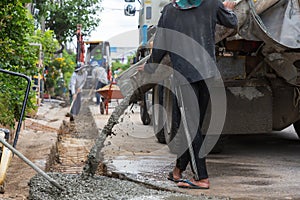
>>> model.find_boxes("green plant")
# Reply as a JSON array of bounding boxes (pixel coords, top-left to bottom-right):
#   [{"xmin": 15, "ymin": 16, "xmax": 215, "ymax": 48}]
[
  {"xmin": 61, "ymin": 50, "xmax": 76, "ymax": 87},
  {"xmin": 111, "ymin": 55, "xmax": 136, "ymax": 75},
  {"xmin": 45, "ymin": 52, "xmax": 75, "ymax": 96},
  {"xmin": 0, "ymin": 2, "xmax": 38, "ymax": 128},
  {"xmin": 30, "ymin": 30, "xmax": 59, "ymax": 68}
]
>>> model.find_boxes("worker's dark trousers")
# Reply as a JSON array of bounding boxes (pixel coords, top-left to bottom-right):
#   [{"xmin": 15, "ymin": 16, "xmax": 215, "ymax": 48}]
[
  {"xmin": 70, "ymin": 92, "xmax": 82, "ymax": 116},
  {"xmin": 95, "ymin": 81, "xmax": 106, "ymax": 105},
  {"xmin": 175, "ymin": 80, "xmax": 210, "ymax": 180}
]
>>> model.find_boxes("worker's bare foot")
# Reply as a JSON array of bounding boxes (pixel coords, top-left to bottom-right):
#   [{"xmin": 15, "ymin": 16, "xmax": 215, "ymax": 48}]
[
  {"xmin": 168, "ymin": 167, "xmax": 183, "ymax": 182},
  {"xmin": 177, "ymin": 178, "xmax": 209, "ymax": 189},
  {"xmin": 172, "ymin": 167, "xmax": 182, "ymax": 180}
]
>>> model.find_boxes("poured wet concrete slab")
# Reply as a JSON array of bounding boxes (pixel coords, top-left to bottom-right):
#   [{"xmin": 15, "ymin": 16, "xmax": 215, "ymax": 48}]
[{"xmin": 29, "ymin": 173, "xmax": 209, "ymax": 200}]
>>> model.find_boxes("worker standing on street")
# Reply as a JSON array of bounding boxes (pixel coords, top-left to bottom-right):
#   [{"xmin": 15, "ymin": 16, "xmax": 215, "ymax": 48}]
[
  {"xmin": 69, "ymin": 62, "xmax": 87, "ymax": 121},
  {"xmin": 91, "ymin": 48, "xmax": 106, "ymax": 67},
  {"xmin": 91, "ymin": 61, "xmax": 108, "ymax": 114},
  {"xmin": 139, "ymin": 0, "xmax": 237, "ymax": 189}
]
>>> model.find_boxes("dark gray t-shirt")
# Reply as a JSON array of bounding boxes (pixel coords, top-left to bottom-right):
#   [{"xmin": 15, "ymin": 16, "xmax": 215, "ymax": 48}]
[{"xmin": 145, "ymin": 0, "xmax": 238, "ymax": 84}]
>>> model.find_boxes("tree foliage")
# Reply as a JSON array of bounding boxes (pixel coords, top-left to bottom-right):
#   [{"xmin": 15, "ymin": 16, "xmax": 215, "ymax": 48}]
[
  {"xmin": 0, "ymin": 0, "xmax": 104, "ymax": 128},
  {"xmin": 30, "ymin": 30, "xmax": 59, "ymax": 68},
  {"xmin": 45, "ymin": 51, "xmax": 75, "ymax": 96},
  {"xmin": 112, "ymin": 55, "xmax": 136, "ymax": 72},
  {"xmin": 35, "ymin": 0, "xmax": 103, "ymax": 52},
  {"xmin": 0, "ymin": 2, "xmax": 38, "ymax": 128}
]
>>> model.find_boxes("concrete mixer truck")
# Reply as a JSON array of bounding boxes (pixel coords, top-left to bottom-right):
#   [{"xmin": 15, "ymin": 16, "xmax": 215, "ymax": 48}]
[{"xmin": 120, "ymin": 0, "xmax": 300, "ymax": 152}]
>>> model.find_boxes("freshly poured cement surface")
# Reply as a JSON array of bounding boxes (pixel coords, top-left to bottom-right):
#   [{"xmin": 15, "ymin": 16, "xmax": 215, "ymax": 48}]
[{"xmin": 29, "ymin": 173, "xmax": 221, "ymax": 200}]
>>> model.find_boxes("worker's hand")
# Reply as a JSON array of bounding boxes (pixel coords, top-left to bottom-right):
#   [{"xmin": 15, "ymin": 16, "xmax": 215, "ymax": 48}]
[
  {"xmin": 76, "ymin": 88, "xmax": 81, "ymax": 93},
  {"xmin": 223, "ymin": 1, "xmax": 236, "ymax": 10},
  {"xmin": 137, "ymin": 63, "xmax": 145, "ymax": 71}
]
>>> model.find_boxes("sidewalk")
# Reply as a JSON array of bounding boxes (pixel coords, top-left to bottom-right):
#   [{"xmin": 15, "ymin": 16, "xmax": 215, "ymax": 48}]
[{"xmin": 0, "ymin": 101, "xmax": 68, "ymax": 200}]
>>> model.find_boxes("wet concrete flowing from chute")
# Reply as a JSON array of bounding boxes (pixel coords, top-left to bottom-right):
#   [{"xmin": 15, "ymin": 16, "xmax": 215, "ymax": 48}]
[{"xmin": 82, "ymin": 94, "xmax": 132, "ymax": 178}]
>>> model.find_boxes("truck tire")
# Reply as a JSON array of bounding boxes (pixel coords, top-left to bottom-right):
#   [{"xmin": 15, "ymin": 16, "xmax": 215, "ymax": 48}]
[
  {"xmin": 140, "ymin": 94, "xmax": 151, "ymax": 125},
  {"xmin": 203, "ymin": 135, "xmax": 227, "ymax": 154},
  {"xmin": 163, "ymin": 87, "xmax": 181, "ymax": 154},
  {"xmin": 162, "ymin": 88, "xmax": 225, "ymax": 154},
  {"xmin": 153, "ymin": 85, "xmax": 166, "ymax": 143},
  {"xmin": 293, "ymin": 120, "xmax": 300, "ymax": 139}
]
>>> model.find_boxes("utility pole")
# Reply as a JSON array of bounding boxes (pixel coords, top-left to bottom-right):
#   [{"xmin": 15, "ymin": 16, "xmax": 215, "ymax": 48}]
[{"xmin": 76, "ymin": 24, "xmax": 85, "ymax": 64}]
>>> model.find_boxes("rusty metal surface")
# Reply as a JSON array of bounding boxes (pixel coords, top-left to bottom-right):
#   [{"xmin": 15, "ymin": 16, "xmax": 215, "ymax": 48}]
[
  {"xmin": 217, "ymin": 56, "xmax": 246, "ymax": 80},
  {"xmin": 264, "ymin": 53, "xmax": 299, "ymax": 85}
]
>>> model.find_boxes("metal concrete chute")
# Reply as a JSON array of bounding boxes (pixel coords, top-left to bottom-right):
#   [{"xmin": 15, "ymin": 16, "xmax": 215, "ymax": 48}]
[
  {"xmin": 236, "ymin": 0, "xmax": 300, "ymax": 85},
  {"xmin": 238, "ymin": 0, "xmax": 300, "ymax": 50},
  {"xmin": 215, "ymin": 0, "xmax": 282, "ymax": 43},
  {"xmin": 261, "ymin": 0, "xmax": 300, "ymax": 49}
]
